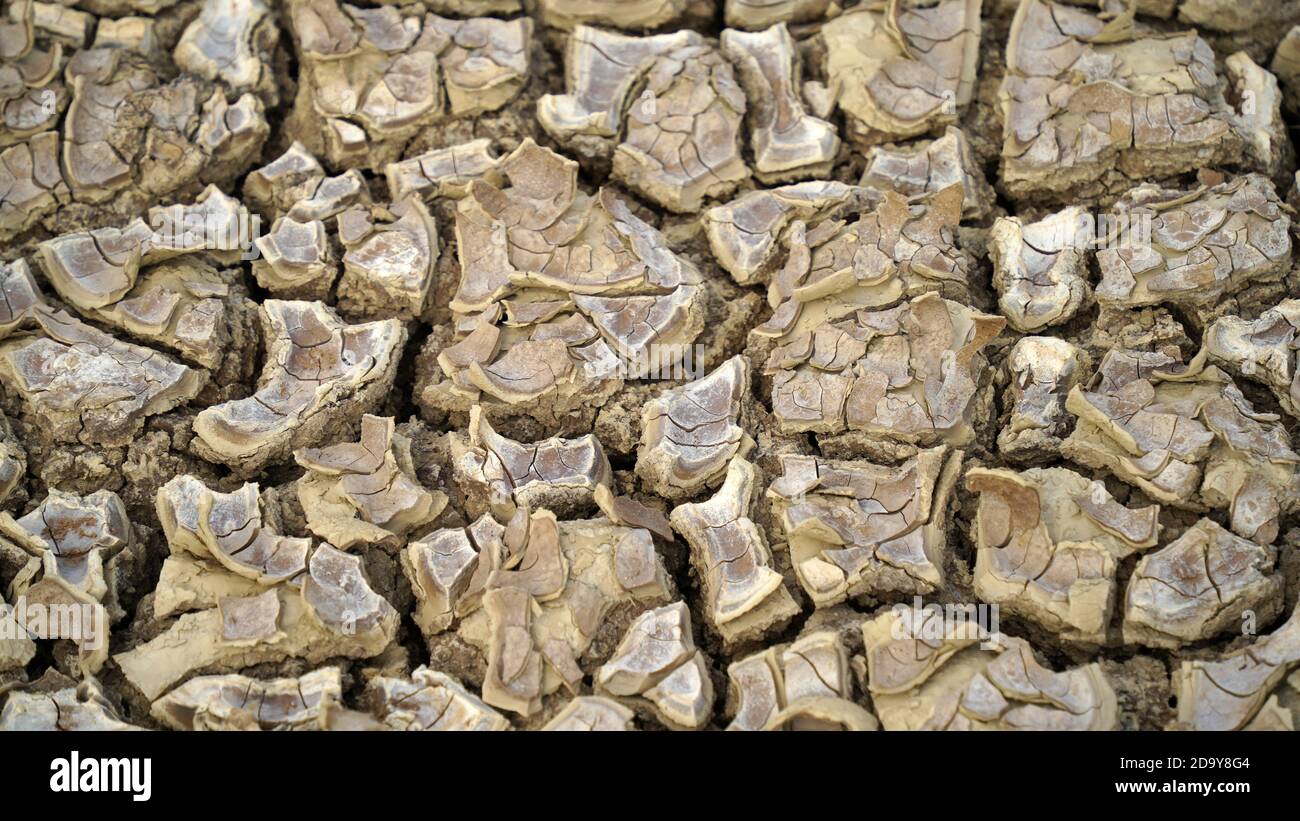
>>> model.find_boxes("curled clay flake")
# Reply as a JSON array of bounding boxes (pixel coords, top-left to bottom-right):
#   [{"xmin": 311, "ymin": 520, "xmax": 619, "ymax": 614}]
[
  {"xmin": 431, "ymin": 141, "xmax": 708, "ymax": 423},
  {"xmin": 965, "ymin": 467, "xmax": 1159, "ymax": 644},
  {"xmin": 636, "ymin": 356, "xmax": 754, "ymax": 501},
  {"xmin": 990, "ymin": 207, "xmax": 1093, "ymax": 332},
  {"xmin": 754, "ymin": 186, "xmax": 971, "ymax": 342},
  {"xmin": 538, "ymin": 27, "xmax": 700, "ymax": 146},
  {"xmin": 193, "ymin": 300, "xmax": 406, "ymax": 474},
  {"xmin": 1062, "ymin": 348, "xmax": 1300, "ymax": 545},
  {"xmin": 295, "ymin": 414, "xmax": 446, "ymax": 549},
  {"xmin": 862, "ymin": 609, "xmax": 1118, "ymax": 730},
  {"xmin": 174, "ymin": 0, "xmax": 276, "ymax": 97},
  {"xmin": 768, "ymin": 292, "xmax": 1004, "ymax": 443},
  {"xmin": 408, "ymin": 516, "xmax": 671, "ymax": 713},
  {"xmin": 452, "ymin": 406, "xmax": 612, "ymax": 519},
  {"xmin": 1173, "ymin": 606, "xmax": 1300, "ymax": 731},
  {"xmin": 610, "ymin": 42, "xmax": 750, "ymax": 212},
  {"xmin": 1124, "ymin": 518, "xmax": 1282, "ymax": 649},
  {"xmin": 821, "ymin": 1, "xmax": 981, "ymax": 146},
  {"xmin": 543, "ymin": 696, "xmax": 636, "ymax": 730},
  {"xmin": 595, "ymin": 601, "xmax": 713, "ymax": 729},
  {"xmin": 288, "ymin": 1, "xmax": 529, "ymax": 168},
  {"xmin": 669, "ymin": 459, "xmax": 798, "ymax": 645},
  {"xmin": 702, "ymin": 181, "xmax": 865, "ymax": 287},
  {"xmin": 721, "ymin": 24, "xmax": 840, "ymax": 184},
  {"xmin": 0, "ymin": 260, "xmax": 205, "ymax": 448},
  {"xmin": 302, "ymin": 543, "xmax": 400, "ymax": 637},
  {"xmin": 157, "ymin": 475, "xmax": 310, "ymax": 585},
  {"xmin": 1000, "ymin": 0, "xmax": 1243, "ymax": 204},
  {"xmin": 369, "ymin": 666, "xmax": 509, "ymax": 731},
  {"xmin": 252, "ymin": 216, "xmax": 337, "ymax": 299},
  {"xmin": 338, "ymin": 197, "xmax": 439, "ymax": 320},
  {"xmin": 1094, "ymin": 175, "xmax": 1291, "ymax": 319},
  {"xmin": 0, "ymin": 132, "xmax": 68, "ymax": 241},
  {"xmin": 0, "ymin": 488, "xmax": 131, "ymax": 603},
  {"xmin": 860, "ymin": 127, "xmax": 993, "ymax": 220},
  {"xmin": 997, "ymin": 336, "xmax": 1087, "ymax": 463},
  {"xmin": 0, "ymin": 1, "xmax": 65, "ymax": 147},
  {"xmin": 151, "ymin": 667, "xmax": 342, "ymax": 731},
  {"xmin": 0, "ymin": 678, "xmax": 143, "ymax": 731},
  {"xmin": 385, "ymin": 138, "xmax": 503, "ymax": 202},
  {"xmin": 1202, "ymin": 299, "xmax": 1300, "ymax": 418},
  {"xmin": 767, "ymin": 446, "xmax": 963, "ymax": 607},
  {"xmin": 727, "ymin": 630, "xmax": 876, "ymax": 731}
]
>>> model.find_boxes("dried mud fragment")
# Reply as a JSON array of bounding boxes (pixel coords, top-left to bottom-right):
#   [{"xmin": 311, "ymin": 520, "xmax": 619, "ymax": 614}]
[
  {"xmin": 452, "ymin": 406, "xmax": 612, "ymax": 519},
  {"xmin": 1095, "ymin": 175, "xmax": 1291, "ymax": 323},
  {"xmin": 368, "ymin": 666, "xmax": 509, "ymax": 731},
  {"xmin": 595, "ymin": 601, "xmax": 713, "ymax": 729},
  {"xmin": 243, "ymin": 141, "xmax": 324, "ymax": 221},
  {"xmin": 0, "ymin": 1, "xmax": 65, "ymax": 149},
  {"xmin": 669, "ymin": 459, "xmax": 799, "ymax": 647},
  {"xmin": 610, "ymin": 41, "xmax": 749, "ymax": 212},
  {"xmin": 427, "ymin": 141, "xmax": 707, "ymax": 427},
  {"xmin": 0, "ymin": 131, "xmax": 67, "ymax": 240},
  {"xmin": 1202, "ymin": 299, "xmax": 1300, "ymax": 418},
  {"xmin": 1271, "ymin": 26, "xmax": 1300, "ymax": 111},
  {"xmin": 295, "ymin": 415, "xmax": 446, "ymax": 550},
  {"xmin": 721, "ymin": 24, "xmax": 839, "ymax": 184},
  {"xmin": 542, "ymin": 695, "xmax": 636, "ymax": 730},
  {"xmin": 1173, "ymin": 605, "xmax": 1300, "ymax": 730},
  {"xmin": 990, "ymin": 207, "xmax": 1092, "ymax": 332},
  {"xmin": 767, "ymin": 446, "xmax": 963, "ymax": 607},
  {"xmin": 703, "ymin": 181, "xmax": 867, "ymax": 287},
  {"xmin": 117, "ymin": 541, "xmax": 398, "ymax": 702},
  {"xmin": 287, "ymin": 0, "xmax": 530, "ymax": 169},
  {"xmin": 338, "ymin": 197, "xmax": 439, "ymax": 320},
  {"xmin": 0, "ymin": 677, "xmax": 143, "ymax": 730},
  {"xmin": 997, "ymin": 336, "xmax": 1087, "ymax": 463},
  {"xmin": 193, "ymin": 300, "xmax": 406, "ymax": 475},
  {"xmin": 860, "ymin": 127, "xmax": 993, "ymax": 220},
  {"xmin": 174, "ymin": 0, "xmax": 280, "ymax": 103},
  {"xmin": 385, "ymin": 138, "xmax": 502, "ymax": 202},
  {"xmin": 727, "ymin": 630, "xmax": 876, "ymax": 731},
  {"xmin": 253, "ymin": 217, "xmax": 338, "ymax": 300},
  {"xmin": 540, "ymin": 0, "xmax": 688, "ymax": 31},
  {"xmin": 61, "ymin": 46, "xmax": 267, "ymax": 210},
  {"xmin": 538, "ymin": 27, "xmax": 698, "ymax": 153},
  {"xmin": 1225, "ymin": 52, "xmax": 1293, "ymax": 181},
  {"xmin": 754, "ymin": 187, "xmax": 973, "ymax": 344},
  {"xmin": 157, "ymin": 475, "xmax": 310, "ymax": 584},
  {"xmin": 151, "ymin": 667, "xmax": 342, "ymax": 730},
  {"xmin": 0, "ymin": 260, "xmax": 204, "ymax": 448},
  {"xmin": 966, "ymin": 467, "xmax": 1159, "ymax": 643},
  {"xmin": 37, "ymin": 188, "xmax": 258, "ymax": 374},
  {"xmin": 862, "ymin": 607, "xmax": 1118, "ymax": 730},
  {"xmin": 0, "ymin": 489, "xmax": 132, "ymax": 617},
  {"xmin": 1000, "ymin": 0, "xmax": 1244, "ymax": 205},
  {"xmin": 1124, "ymin": 519, "xmax": 1282, "ymax": 649},
  {"xmin": 724, "ymin": 0, "xmax": 831, "ymax": 30},
  {"xmin": 636, "ymin": 356, "xmax": 753, "ymax": 501},
  {"xmin": 1062, "ymin": 348, "xmax": 1300, "ymax": 545},
  {"xmin": 820, "ymin": 1, "xmax": 980, "ymax": 146},
  {"xmin": 405, "ymin": 513, "xmax": 671, "ymax": 715},
  {"xmin": 767, "ymin": 292, "xmax": 1003, "ymax": 446}
]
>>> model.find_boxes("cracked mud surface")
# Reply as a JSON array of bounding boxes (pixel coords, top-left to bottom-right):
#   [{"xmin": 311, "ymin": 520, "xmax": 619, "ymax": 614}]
[{"xmin": 3, "ymin": 0, "xmax": 1300, "ymax": 732}]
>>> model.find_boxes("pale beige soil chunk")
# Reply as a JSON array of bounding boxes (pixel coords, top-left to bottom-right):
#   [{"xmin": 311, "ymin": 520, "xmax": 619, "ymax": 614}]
[
  {"xmin": 997, "ymin": 336, "xmax": 1088, "ymax": 464},
  {"xmin": 594, "ymin": 601, "xmax": 713, "ymax": 729},
  {"xmin": 726, "ymin": 629, "xmax": 877, "ymax": 731},
  {"xmin": 1202, "ymin": 299, "xmax": 1300, "ymax": 419},
  {"xmin": 151, "ymin": 667, "xmax": 342, "ymax": 730},
  {"xmin": 368, "ymin": 665, "xmax": 509, "ymax": 731},
  {"xmin": 767, "ymin": 446, "xmax": 963, "ymax": 607}
]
